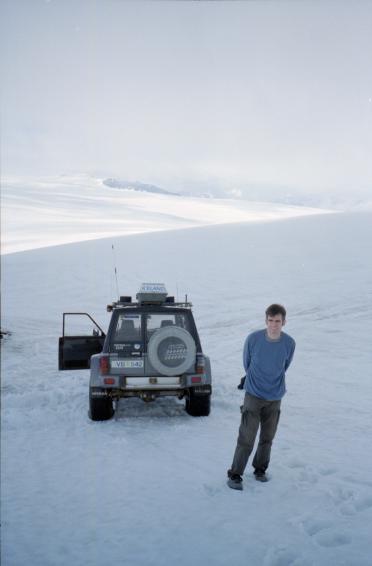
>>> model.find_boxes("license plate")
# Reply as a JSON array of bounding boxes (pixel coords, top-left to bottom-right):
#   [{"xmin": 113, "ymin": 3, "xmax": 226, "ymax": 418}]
[{"xmin": 111, "ymin": 359, "xmax": 144, "ymax": 369}]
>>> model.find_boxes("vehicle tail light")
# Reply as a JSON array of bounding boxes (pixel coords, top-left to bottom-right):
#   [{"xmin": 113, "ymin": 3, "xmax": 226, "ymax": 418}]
[
  {"xmin": 104, "ymin": 377, "xmax": 115, "ymax": 385},
  {"xmin": 191, "ymin": 376, "xmax": 202, "ymax": 384},
  {"xmin": 196, "ymin": 353, "xmax": 205, "ymax": 374},
  {"xmin": 100, "ymin": 356, "xmax": 110, "ymax": 374}
]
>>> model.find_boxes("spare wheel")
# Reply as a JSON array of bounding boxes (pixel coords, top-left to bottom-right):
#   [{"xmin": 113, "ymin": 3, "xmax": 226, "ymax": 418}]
[{"xmin": 147, "ymin": 326, "xmax": 196, "ymax": 376}]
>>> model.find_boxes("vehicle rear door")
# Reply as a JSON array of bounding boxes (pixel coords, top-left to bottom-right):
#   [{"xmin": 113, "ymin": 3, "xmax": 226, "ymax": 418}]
[{"xmin": 107, "ymin": 310, "xmax": 145, "ymax": 375}]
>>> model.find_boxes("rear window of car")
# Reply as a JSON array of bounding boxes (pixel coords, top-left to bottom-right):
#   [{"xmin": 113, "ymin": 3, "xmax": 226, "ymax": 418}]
[
  {"xmin": 108, "ymin": 310, "xmax": 198, "ymax": 352},
  {"xmin": 113, "ymin": 313, "xmax": 141, "ymax": 342},
  {"xmin": 145, "ymin": 312, "xmax": 193, "ymax": 336}
]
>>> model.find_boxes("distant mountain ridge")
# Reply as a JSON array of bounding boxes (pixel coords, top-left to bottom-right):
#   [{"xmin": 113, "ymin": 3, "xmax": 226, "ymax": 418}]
[
  {"xmin": 101, "ymin": 176, "xmax": 369, "ymax": 210},
  {"xmin": 103, "ymin": 178, "xmax": 180, "ymax": 196}
]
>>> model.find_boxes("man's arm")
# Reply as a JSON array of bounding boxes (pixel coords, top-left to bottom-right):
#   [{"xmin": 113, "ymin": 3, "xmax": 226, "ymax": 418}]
[
  {"xmin": 284, "ymin": 339, "xmax": 296, "ymax": 371},
  {"xmin": 243, "ymin": 335, "xmax": 251, "ymax": 374}
]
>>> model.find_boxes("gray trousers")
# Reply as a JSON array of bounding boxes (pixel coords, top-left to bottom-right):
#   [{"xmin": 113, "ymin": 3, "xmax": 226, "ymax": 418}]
[{"xmin": 230, "ymin": 393, "xmax": 281, "ymax": 475}]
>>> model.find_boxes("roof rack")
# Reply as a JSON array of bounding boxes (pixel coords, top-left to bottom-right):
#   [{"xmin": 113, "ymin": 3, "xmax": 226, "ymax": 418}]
[
  {"xmin": 107, "ymin": 300, "xmax": 192, "ymax": 312},
  {"xmin": 106, "ymin": 283, "xmax": 192, "ymax": 312}
]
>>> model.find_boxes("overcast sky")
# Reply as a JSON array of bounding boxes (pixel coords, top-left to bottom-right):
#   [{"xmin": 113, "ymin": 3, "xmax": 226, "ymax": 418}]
[{"xmin": 1, "ymin": 0, "xmax": 372, "ymax": 195}]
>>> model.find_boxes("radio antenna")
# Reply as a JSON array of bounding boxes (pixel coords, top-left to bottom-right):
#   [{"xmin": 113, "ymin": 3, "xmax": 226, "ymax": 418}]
[{"xmin": 111, "ymin": 244, "xmax": 120, "ymax": 299}]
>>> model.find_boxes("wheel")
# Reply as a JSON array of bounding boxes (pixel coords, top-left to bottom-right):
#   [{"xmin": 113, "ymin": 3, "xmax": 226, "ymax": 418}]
[
  {"xmin": 147, "ymin": 326, "xmax": 196, "ymax": 376},
  {"xmin": 185, "ymin": 391, "xmax": 211, "ymax": 417},
  {"xmin": 89, "ymin": 389, "xmax": 114, "ymax": 421}
]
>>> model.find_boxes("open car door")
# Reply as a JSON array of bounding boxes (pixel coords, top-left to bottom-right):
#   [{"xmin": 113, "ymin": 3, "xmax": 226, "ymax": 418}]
[{"xmin": 59, "ymin": 313, "xmax": 106, "ymax": 370}]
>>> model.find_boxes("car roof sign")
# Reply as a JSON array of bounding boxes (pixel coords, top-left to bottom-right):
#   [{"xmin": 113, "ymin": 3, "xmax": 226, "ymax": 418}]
[{"xmin": 136, "ymin": 283, "xmax": 168, "ymax": 304}]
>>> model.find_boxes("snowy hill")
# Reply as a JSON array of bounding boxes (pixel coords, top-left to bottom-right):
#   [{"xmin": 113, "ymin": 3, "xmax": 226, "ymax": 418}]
[
  {"xmin": 1, "ymin": 175, "xmax": 333, "ymax": 255},
  {"xmin": 1, "ymin": 186, "xmax": 372, "ymax": 566}
]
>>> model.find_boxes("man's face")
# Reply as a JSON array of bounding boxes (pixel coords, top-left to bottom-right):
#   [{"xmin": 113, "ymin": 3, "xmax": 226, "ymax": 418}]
[{"xmin": 266, "ymin": 314, "xmax": 285, "ymax": 338}]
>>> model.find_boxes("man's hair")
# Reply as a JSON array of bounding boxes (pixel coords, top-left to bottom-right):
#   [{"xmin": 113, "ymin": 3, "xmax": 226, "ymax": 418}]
[{"xmin": 265, "ymin": 304, "xmax": 287, "ymax": 320}]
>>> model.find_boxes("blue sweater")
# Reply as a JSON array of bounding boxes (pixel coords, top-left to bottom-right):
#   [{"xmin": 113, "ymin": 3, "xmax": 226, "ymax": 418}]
[{"xmin": 243, "ymin": 329, "xmax": 296, "ymax": 400}]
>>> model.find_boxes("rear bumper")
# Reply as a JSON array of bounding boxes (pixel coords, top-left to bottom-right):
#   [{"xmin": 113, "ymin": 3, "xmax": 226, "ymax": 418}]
[
  {"xmin": 90, "ymin": 372, "xmax": 211, "ymax": 389},
  {"xmin": 90, "ymin": 383, "xmax": 211, "ymax": 400}
]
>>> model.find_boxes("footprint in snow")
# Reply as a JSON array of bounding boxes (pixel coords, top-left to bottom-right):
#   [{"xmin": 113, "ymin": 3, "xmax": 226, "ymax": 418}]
[
  {"xmin": 318, "ymin": 466, "xmax": 337, "ymax": 476},
  {"xmin": 203, "ymin": 483, "xmax": 224, "ymax": 496},
  {"xmin": 302, "ymin": 518, "xmax": 333, "ymax": 537},
  {"xmin": 343, "ymin": 475, "xmax": 372, "ymax": 488},
  {"xmin": 314, "ymin": 530, "xmax": 351, "ymax": 548},
  {"xmin": 340, "ymin": 494, "xmax": 372, "ymax": 516},
  {"xmin": 287, "ymin": 458, "xmax": 306, "ymax": 469},
  {"xmin": 299, "ymin": 515, "xmax": 351, "ymax": 548},
  {"xmin": 296, "ymin": 468, "xmax": 318, "ymax": 485},
  {"xmin": 286, "ymin": 459, "xmax": 318, "ymax": 485},
  {"xmin": 263, "ymin": 545, "xmax": 312, "ymax": 566},
  {"xmin": 354, "ymin": 495, "xmax": 372, "ymax": 512}
]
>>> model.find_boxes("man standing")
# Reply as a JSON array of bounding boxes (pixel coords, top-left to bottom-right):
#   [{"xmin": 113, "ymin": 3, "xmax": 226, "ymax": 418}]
[{"xmin": 227, "ymin": 304, "xmax": 296, "ymax": 490}]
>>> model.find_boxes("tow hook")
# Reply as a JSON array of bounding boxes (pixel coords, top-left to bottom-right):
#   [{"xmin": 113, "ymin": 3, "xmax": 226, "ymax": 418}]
[{"xmin": 140, "ymin": 392, "xmax": 156, "ymax": 403}]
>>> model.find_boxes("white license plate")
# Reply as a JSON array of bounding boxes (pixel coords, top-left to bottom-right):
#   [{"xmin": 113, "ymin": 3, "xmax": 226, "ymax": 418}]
[{"xmin": 111, "ymin": 359, "xmax": 144, "ymax": 369}]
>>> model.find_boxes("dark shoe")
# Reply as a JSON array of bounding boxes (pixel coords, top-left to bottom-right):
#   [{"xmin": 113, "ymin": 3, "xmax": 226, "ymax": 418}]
[
  {"xmin": 227, "ymin": 469, "xmax": 243, "ymax": 490},
  {"xmin": 254, "ymin": 469, "xmax": 268, "ymax": 482}
]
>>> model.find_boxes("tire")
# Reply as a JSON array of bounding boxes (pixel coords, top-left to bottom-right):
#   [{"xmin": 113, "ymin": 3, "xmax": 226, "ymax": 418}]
[
  {"xmin": 185, "ymin": 391, "xmax": 211, "ymax": 417},
  {"xmin": 148, "ymin": 326, "xmax": 196, "ymax": 377},
  {"xmin": 89, "ymin": 389, "xmax": 114, "ymax": 421}
]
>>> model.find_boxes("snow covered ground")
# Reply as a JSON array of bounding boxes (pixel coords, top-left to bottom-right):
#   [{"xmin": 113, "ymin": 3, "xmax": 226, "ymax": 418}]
[{"xmin": 1, "ymin": 179, "xmax": 372, "ymax": 566}]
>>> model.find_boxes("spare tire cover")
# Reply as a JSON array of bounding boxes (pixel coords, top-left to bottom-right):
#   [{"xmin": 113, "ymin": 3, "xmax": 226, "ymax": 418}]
[{"xmin": 147, "ymin": 326, "xmax": 196, "ymax": 376}]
